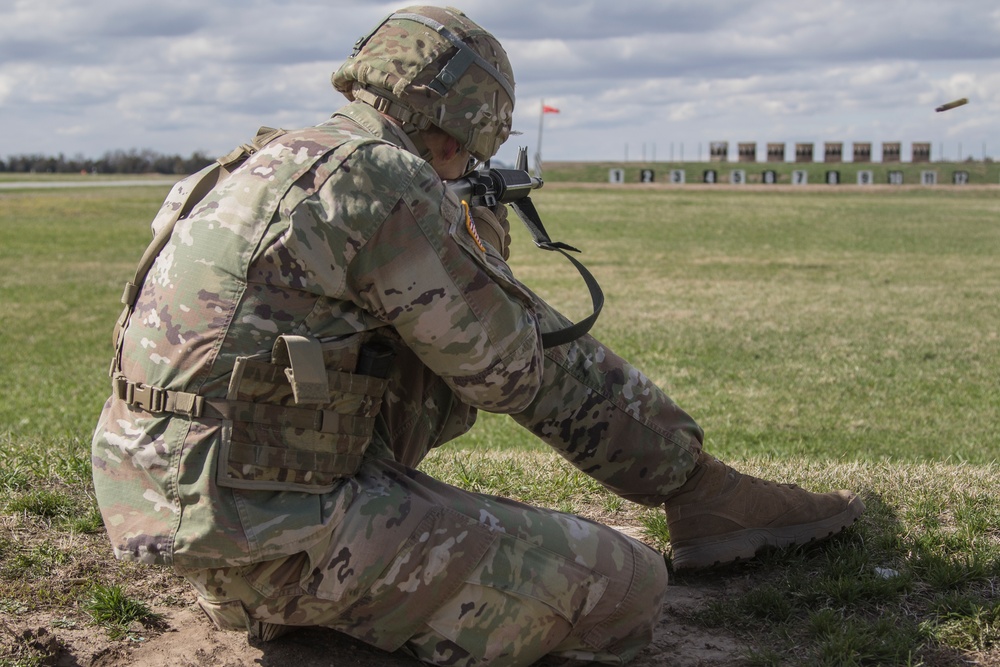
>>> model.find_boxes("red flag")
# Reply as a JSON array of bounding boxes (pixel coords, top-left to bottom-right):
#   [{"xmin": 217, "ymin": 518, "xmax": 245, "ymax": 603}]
[{"xmin": 542, "ymin": 105, "xmax": 560, "ymax": 114}]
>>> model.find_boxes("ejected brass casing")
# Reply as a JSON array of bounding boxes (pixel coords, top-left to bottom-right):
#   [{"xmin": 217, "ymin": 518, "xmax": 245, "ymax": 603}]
[{"xmin": 935, "ymin": 98, "xmax": 969, "ymax": 112}]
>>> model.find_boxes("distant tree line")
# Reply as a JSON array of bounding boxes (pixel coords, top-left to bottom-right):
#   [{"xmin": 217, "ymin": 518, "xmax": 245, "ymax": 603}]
[{"xmin": 0, "ymin": 149, "xmax": 215, "ymax": 175}]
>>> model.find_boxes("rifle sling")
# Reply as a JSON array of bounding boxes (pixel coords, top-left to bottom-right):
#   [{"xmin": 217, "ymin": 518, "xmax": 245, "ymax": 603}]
[{"xmin": 510, "ymin": 197, "xmax": 605, "ymax": 348}]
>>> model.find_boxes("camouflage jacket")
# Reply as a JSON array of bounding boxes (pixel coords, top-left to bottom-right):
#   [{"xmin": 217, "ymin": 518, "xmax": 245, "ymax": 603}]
[{"xmin": 92, "ymin": 102, "xmax": 544, "ymax": 568}]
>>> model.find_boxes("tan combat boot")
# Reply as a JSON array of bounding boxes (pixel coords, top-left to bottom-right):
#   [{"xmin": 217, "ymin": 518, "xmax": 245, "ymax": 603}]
[{"xmin": 665, "ymin": 453, "xmax": 864, "ymax": 570}]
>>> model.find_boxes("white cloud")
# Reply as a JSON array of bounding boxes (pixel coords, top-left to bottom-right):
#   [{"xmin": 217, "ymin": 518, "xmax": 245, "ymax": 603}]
[
  {"xmin": 55, "ymin": 124, "xmax": 89, "ymax": 137},
  {"xmin": 0, "ymin": 0, "xmax": 998, "ymax": 162}
]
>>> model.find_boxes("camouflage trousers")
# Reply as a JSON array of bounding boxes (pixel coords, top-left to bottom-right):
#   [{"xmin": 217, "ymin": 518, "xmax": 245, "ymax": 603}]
[{"xmin": 183, "ymin": 299, "xmax": 703, "ymax": 665}]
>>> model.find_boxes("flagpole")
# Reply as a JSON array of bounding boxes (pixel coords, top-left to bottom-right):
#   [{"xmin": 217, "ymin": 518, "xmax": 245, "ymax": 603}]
[{"xmin": 536, "ymin": 99, "xmax": 545, "ymax": 177}]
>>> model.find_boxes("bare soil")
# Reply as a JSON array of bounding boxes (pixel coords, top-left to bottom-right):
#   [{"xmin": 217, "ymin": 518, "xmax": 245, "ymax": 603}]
[
  {"xmin": 6, "ymin": 490, "xmax": 996, "ymax": 665},
  {"xmin": 2, "ymin": 571, "xmax": 749, "ymax": 667},
  {"xmin": 0, "ymin": 496, "xmax": 750, "ymax": 666}
]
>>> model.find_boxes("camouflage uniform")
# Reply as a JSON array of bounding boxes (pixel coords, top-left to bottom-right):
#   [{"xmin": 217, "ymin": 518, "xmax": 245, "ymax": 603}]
[{"xmin": 92, "ymin": 100, "xmax": 703, "ymax": 665}]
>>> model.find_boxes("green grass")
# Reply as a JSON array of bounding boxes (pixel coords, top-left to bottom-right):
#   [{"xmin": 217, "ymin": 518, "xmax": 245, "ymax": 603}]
[
  {"xmin": 0, "ymin": 188, "xmax": 161, "ymax": 439},
  {"xmin": 84, "ymin": 583, "xmax": 163, "ymax": 640},
  {"xmin": 420, "ymin": 453, "xmax": 1000, "ymax": 664},
  {"xmin": 543, "ymin": 159, "xmax": 1000, "ymax": 186},
  {"xmin": 456, "ymin": 186, "xmax": 1000, "ymax": 466},
  {"xmin": 1, "ymin": 178, "xmax": 998, "ymax": 664}
]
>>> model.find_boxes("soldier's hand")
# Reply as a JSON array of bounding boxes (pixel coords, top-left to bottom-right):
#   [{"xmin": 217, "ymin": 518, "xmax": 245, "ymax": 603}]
[{"xmin": 470, "ymin": 204, "xmax": 511, "ymax": 260}]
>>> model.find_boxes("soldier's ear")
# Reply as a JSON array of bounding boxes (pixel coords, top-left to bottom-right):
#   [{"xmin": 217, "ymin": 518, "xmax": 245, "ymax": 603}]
[
  {"xmin": 422, "ymin": 126, "xmax": 460, "ymax": 159},
  {"xmin": 439, "ymin": 135, "xmax": 462, "ymax": 160}
]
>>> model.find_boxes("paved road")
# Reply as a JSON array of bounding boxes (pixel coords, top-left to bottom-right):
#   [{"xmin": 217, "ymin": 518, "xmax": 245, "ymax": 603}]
[{"xmin": 0, "ymin": 179, "xmax": 176, "ymax": 189}]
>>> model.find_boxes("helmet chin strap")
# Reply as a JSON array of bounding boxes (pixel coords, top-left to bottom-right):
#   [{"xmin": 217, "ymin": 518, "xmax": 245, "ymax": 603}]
[
  {"xmin": 351, "ymin": 86, "xmax": 436, "ymax": 162},
  {"xmin": 402, "ymin": 125, "xmax": 435, "ymax": 163},
  {"xmin": 384, "ymin": 115, "xmax": 432, "ymax": 161}
]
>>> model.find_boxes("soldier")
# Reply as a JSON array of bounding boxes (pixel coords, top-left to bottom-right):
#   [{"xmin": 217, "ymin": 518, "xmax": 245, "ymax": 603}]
[{"xmin": 92, "ymin": 6, "xmax": 864, "ymax": 665}]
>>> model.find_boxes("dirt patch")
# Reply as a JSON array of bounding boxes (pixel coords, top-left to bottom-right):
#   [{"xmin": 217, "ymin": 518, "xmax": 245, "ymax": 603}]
[
  {"xmin": 632, "ymin": 582, "xmax": 746, "ymax": 667},
  {"xmin": 1, "ymin": 580, "xmax": 747, "ymax": 667}
]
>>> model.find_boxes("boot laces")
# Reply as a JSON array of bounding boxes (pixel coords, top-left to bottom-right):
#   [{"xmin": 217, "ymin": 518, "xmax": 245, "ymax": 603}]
[{"xmin": 735, "ymin": 465, "xmax": 798, "ymax": 490}]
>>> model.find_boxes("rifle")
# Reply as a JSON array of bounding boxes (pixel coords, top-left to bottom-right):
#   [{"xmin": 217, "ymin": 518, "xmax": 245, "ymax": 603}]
[
  {"xmin": 445, "ymin": 147, "xmax": 604, "ymax": 349},
  {"xmin": 446, "ymin": 146, "xmax": 544, "ymax": 209}
]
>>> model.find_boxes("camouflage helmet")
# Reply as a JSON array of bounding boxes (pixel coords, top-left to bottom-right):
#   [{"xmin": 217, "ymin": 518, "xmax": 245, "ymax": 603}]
[{"xmin": 332, "ymin": 6, "xmax": 515, "ymax": 162}]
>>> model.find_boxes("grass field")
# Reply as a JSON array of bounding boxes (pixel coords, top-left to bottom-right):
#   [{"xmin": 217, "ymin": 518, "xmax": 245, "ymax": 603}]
[
  {"xmin": 1, "ymin": 179, "xmax": 998, "ymax": 665},
  {"xmin": 543, "ymin": 160, "xmax": 1000, "ymax": 186}
]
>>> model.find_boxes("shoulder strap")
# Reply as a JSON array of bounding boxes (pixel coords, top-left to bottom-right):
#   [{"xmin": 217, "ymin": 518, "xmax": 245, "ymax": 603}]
[{"xmin": 110, "ymin": 127, "xmax": 287, "ymax": 375}]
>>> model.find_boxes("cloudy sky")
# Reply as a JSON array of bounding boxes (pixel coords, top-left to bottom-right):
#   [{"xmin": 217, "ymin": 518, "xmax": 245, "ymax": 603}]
[{"xmin": 2, "ymin": 0, "xmax": 999, "ymax": 165}]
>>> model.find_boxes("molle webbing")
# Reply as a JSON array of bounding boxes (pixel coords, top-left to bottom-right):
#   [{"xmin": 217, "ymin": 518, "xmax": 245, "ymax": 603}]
[
  {"xmin": 111, "ymin": 373, "xmax": 383, "ymax": 437},
  {"xmin": 113, "ymin": 333, "xmax": 393, "ymax": 494},
  {"xmin": 217, "ymin": 337, "xmax": 392, "ymax": 493},
  {"xmin": 112, "ymin": 350, "xmax": 391, "ymax": 494}
]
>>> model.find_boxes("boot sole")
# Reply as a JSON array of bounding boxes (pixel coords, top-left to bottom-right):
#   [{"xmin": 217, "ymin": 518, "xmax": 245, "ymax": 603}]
[{"xmin": 671, "ymin": 495, "xmax": 866, "ymax": 571}]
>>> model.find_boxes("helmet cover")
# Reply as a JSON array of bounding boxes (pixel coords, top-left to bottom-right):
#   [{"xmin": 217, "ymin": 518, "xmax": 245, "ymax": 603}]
[{"xmin": 332, "ymin": 6, "xmax": 515, "ymax": 162}]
